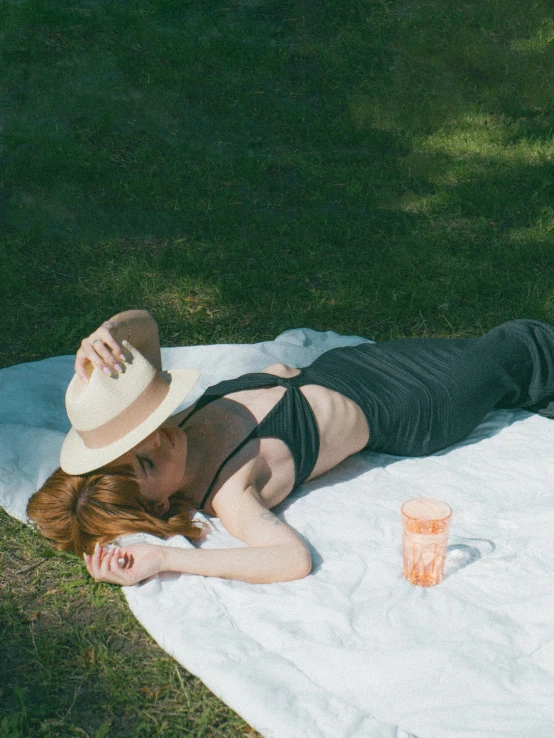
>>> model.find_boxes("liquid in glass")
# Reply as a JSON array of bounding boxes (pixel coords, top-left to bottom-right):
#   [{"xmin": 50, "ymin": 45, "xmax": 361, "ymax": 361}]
[{"xmin": 401, "ymin": 498, "xmax": 452, "ymax": 587}]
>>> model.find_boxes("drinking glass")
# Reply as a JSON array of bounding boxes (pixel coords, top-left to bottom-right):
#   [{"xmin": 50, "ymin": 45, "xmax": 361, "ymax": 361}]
[{"xmin": 401, "ymin": 497, "xmax": 452, "ymax": 587}]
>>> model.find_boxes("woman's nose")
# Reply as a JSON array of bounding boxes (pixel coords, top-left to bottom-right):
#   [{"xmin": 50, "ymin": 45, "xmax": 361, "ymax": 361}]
[{"xmin": 141, "ymin": 429, "xmax": 161, "ymax": 451}]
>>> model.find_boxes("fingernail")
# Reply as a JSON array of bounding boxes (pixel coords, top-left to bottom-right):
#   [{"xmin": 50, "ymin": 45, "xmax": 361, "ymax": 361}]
[
  {"xmin": 119, "ymin": 354, "xmax": 126, "ymax": 361},
  {"xmin": 94, "ymin": 542, "xmax": 100, "ymax": 551},
  {"xmin": 103, "ymin": 367, "xmax": 111, "ymax": 375},
  {"xmin": 114, "ymin": 363, "xmax": 123, "ymax": 372},
  {"xmin": 83, "ymin": 553, "xmax": 87, "ymax": 561}
]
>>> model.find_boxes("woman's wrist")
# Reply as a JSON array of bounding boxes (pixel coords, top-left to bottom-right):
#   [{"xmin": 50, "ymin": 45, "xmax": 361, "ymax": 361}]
[{"xmin": 158, "ymin": 545, "xmax": 172, "ymax": 574}]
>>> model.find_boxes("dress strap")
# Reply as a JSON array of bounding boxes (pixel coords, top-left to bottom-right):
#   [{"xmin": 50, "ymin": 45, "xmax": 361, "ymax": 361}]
[
  {"xmin": 179, "ymin": 373, "xmax": 293, "ymax": 511},
  {"xmin": 195, "ymin": 431, "xmax": 258, "ymax": 511},
  {"xmin": 178, "ymin": 371, "xmax": 320, "ymax": 510}
]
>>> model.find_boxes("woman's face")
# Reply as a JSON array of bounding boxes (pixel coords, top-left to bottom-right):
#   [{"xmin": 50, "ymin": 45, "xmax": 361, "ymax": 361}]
[{"xmin": 114, "ymin": 425, "xmax": 187, "ymax": 515}]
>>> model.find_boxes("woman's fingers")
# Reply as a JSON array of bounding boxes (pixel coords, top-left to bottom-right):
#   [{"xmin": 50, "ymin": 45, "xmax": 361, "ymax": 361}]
[
  {"xmin": 86, "ymin": 327, "xmax": 124, "ymax": 366},
  {"xmin": 90, "ymin": 541, "xmax": 107, "ymax": 578},
  {"xmin": 84, "ymin": 543, "xmax": 165, "ymax": 587},
  {"xmin": 99, "ymin": 546, "xmax": 117, "ymax": 577},
  {"xmin": 84, "ymin": 543, "xmax": 126, "ymax": 584},
  {"xmin": 95, "ymin": 325, "xmax": 126, "ymax": 361},
  {"xmin": 74, "ymin": 324, "xmax": 127, "ymax": 381},
  {"xmin": 84, "ymin": 547, "xmax": 142, "ymax": 586}
]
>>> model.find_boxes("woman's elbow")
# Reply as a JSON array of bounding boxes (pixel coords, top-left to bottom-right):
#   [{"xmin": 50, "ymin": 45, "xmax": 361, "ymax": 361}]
[{"xmin": 291, "ymin": 543, "xmax": 312, "ymax": 580}]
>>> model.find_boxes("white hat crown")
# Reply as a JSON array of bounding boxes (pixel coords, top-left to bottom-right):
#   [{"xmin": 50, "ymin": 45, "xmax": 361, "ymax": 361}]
[
  {"xmin": 60, "ymin": 343, "xmax": 200, "ymax": 475},
  {"xmin": 65, "ymin": 346, "xmax": 158, "ymax": 432}
]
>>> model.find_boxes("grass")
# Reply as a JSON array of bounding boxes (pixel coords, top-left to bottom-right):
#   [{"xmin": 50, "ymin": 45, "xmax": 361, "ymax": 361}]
[
  {"xmin": 0, "ymin": 510, "xmax": 258, "ymax": 737},
  {"xmin": 1, "ymin": 0, "xmax": 554, "ymax": 734}
]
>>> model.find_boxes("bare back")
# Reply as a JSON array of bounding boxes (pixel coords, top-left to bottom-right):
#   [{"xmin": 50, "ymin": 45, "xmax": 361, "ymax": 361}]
[{"xmin": 170, "ymin": 362, "xmax": 370, "ymax": 513}]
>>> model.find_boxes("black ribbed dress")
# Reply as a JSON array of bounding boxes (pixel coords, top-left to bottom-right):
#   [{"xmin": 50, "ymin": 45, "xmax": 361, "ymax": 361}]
[{"xmin": 182, "ymin": 320, "xmax": 554, "ymax": 508}]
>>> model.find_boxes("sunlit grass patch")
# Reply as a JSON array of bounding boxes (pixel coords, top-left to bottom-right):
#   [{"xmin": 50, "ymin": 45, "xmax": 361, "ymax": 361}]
[
  {"xmin": 416, "ymin": 114, "xmax": 509, "ymax": 157},
  {"xmin": 416, "ymin": 113, "xmax": 554, "ymax": 162},
  {"xmin": 510, "ymin": 17, "xmax": 554, "ymax": 54}
]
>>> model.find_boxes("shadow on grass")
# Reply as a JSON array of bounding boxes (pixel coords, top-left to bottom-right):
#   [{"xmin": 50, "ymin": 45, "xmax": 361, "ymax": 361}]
[
  {"xmin": 0, "ymin": 596, "xmax": 117, "ymax": 737},
  {"xmin": 2, "ymin": 0, "xmax": 554, "ymax": 359},
  {"xmin": 2, "ymin": 1, "xmax": 554, "ymax": 363},
  {"xmin": 0, "ymin": 509, "xmax": 260, "ymax": 738}
]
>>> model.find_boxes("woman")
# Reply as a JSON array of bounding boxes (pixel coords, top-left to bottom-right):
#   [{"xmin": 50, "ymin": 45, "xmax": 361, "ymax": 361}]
[{"xmin": 27, "ymin": 309, "xmax": 554, "ymax": 585}]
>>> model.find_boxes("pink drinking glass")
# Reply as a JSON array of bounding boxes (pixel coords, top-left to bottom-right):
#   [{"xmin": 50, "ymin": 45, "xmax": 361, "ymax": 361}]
[{"xmin": 401, "ymin": 498, "xmax": 452, "ymax": 587}]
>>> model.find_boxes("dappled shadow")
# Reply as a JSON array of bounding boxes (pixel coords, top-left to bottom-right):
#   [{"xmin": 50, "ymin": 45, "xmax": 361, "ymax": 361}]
[
  {"xmin": 2, "ymin": 0, "xmax": 554, "ymax": 357},
  {"xmin": 0, "ymin": 508, "xmax": 261, "ymax": 736},
  {"xmin": 0, "ymin": 603, "xmax": 111, "ymax": 735}
]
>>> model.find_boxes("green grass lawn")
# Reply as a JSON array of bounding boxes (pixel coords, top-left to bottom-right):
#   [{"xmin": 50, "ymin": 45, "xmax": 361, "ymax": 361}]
[{"xmin": 1, "ymin": 0, "xmax": 554, "ymax": 735}]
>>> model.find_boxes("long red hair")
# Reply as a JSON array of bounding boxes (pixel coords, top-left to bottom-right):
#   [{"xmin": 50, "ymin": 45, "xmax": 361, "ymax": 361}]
[{"xmin": 27, "ymin": 465, "xmax": 205, "ymax": 557}]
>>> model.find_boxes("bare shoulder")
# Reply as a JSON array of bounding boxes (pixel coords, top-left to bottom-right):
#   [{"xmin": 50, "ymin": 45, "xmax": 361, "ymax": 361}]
[{"xmin": 261, "ymin": 362, "xmax": 301, "ymax": 378}]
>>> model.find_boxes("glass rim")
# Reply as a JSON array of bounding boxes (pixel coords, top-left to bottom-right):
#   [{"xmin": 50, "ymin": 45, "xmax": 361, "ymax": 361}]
[{"xmin": 401, "ymin": 497, "xmax": 452, "ymax": 522}]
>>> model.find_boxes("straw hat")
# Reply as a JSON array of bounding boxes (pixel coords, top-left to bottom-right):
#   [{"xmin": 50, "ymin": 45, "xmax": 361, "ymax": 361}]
[{"xmin": 60, "ymin": 343, "xmax": 200, "ymax": 475}]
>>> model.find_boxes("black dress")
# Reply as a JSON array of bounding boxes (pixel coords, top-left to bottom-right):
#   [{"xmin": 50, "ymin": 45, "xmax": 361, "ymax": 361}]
[{"xmin": 182, "ymin": 320, "xmax": 554, "ymax": 509}]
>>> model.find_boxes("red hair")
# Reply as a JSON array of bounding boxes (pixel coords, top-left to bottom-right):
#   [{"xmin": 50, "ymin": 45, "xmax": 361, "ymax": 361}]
[{"xmin": 27, "ymin": 465, "xmax": 205, "ymax": 557}]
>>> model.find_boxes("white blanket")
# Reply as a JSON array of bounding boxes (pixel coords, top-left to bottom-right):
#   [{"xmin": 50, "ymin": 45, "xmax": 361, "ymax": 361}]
[{"xmin": 2, "ymin": 329, "xmax": 554, "ymax": 738}]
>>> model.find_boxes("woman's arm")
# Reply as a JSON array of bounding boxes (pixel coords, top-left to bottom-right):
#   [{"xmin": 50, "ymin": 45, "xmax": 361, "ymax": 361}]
[
  {"xmin": 84, "ymin": 487, "xmax": 312, "ymax": 585},
  {"xmin": 85, "ymin": 534, "xmax": 310, "ymax": 586},
  {"xmin": 75, "ymin": 309, "xmax": 162, "ymax": 381}
]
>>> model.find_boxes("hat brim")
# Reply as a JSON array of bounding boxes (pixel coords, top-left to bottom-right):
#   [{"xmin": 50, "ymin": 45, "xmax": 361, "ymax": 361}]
[{"xmin": 60, "ymin": 368, "xmax": 200, "ymax": 475}]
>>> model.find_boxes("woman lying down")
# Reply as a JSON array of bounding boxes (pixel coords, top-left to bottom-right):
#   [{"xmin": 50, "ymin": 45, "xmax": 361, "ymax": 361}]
[{"xmin": 27, "ymin": 309, "xmax": 554, "ymax": 585}]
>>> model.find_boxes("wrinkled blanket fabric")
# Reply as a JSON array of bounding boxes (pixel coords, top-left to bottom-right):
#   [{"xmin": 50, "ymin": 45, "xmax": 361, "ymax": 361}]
[{"xmin": 2, "ymin": 329, "xmax": 554, "ymax": 738}]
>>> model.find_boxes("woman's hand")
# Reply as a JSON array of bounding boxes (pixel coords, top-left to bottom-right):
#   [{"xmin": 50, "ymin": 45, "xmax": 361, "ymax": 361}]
[
  {"xmin": 83, "ymin": 542, "xmax": 168, "ymax": 586},
  {"xmin": 75, "ymin": 321, "xmax": 127, "ymax": 382},
  {"xmin": 74, "ymin": 310, "xmax": 162, "ymax": 381}
]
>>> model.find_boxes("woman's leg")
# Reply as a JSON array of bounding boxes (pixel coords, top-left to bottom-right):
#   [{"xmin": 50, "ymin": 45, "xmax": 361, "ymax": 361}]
[
  {"xmin": 353, "ymin": 319, "xmax": 554, "ymax": 456},
  {"xmin": 488, "ymin": 319, "xmax": 554, "ymax": 410}
]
